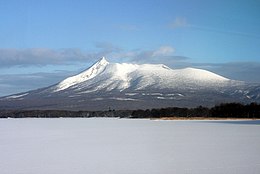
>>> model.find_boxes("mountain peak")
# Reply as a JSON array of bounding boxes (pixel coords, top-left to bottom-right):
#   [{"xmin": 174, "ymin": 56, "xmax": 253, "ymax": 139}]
[
  {"xmin": 98, "ymin": 56, "xmax": 109, "ymax": 64},
  {"xmin": 54, "ymin": 57, "xmax": 109, "ymax": 92},
  {"xmin": 54, "ymin": 58, "xmax": 231, "ymax": 92}
]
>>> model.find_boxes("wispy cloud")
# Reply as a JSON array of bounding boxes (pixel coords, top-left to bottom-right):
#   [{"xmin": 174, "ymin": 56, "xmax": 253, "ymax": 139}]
[
  {"xmin": 0, "ymin": 44, "xmax": 185, "ymax": 96},
  {"xmin": 169, "ymin": 17, "xmax": 189, "ymax": 29},
  {"xmin": 189, "ymin": 62, "xmax": 260, "ymax": 82},
  {"xmin": 0, "ymin": 48, "xmax": 91, "ymax": 67},
  {"xmin": 0, "ymin": 45, "xmax": 182, "ymax": 68},
  {"xmin": 168, "ymin": 17, "xmax": 260, "ymax": 38},
  {"xmin": 0, "ymin": 71, "xmax": 74, "ymax": 96},
  {"xmin": 108, "ymin": 45, "xmax": 189, "ymax": 64},
  {"xmin": 1, "ymin": 45, "xmax": 259, "ymax": 84},
  {"xmin": 1, "ymin": 43, "xmax": 260, "ymax": 96},
  {"xmin": 190, "ymin": 25, "xmax": 260, "ymax": 38},
  {"xmin": 94, "ymin": 42, "xmax": 122, "ymax": 55},
  {"xmin": 152, "ymin": 46, "xmax": 175, "ymax": 57}
]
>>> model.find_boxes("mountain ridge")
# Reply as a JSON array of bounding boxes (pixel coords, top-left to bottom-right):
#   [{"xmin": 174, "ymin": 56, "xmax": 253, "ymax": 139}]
[
  {"xmin": 55, "ymin": 57, "xmax": 109, "ymax": 92},
  {"xmin": 0, "ymin": 57, "xmax": 259, "ymax": 110},
  {"xmin": 52, "ymin": 57, "xmax": 231, "ymax": 93}
]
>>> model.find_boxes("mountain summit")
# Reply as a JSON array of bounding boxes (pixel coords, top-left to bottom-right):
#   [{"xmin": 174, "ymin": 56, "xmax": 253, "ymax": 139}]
[
  {"xmin": 55, "ymin": 57, "xmax": 109, "ymax": 91},
  {"xmin": 53, "ymin": 57, "xmax": 230, "ymax": 93},
  {"xmin": 1, "ymin": 57, "xmax": 259, "ymax": 110}
]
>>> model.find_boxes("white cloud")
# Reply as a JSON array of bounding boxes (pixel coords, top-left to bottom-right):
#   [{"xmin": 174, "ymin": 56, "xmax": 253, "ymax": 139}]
[
  {"xmin": 169, "ymin": 17, "xmax": 189, "ymax": 29},
  {"xmin": 152, "ymin": 46, "xmax": 175, "ymax": 57},
  {"xmin": 0, "ymin": 44, "xmax": 180, "ymax": 68},
  {"xmin": 111, "ymin": 45, "xmax": 184, "ymax": 64}
]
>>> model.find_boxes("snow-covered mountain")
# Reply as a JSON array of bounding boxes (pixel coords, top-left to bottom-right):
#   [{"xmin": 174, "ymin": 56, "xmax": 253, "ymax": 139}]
[
  {"xmin": 53, "ymin": 57, "xmax": 230, "ymax": 92},
  {"xmin": 1, "ymin": 57, "xmax": 260, "ymax": 110}
]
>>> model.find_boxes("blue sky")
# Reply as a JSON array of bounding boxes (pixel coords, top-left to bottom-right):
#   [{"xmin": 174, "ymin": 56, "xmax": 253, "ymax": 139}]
[{"xmin": 0, "ymin": 0, "xmax": 260, "ymax": 96}]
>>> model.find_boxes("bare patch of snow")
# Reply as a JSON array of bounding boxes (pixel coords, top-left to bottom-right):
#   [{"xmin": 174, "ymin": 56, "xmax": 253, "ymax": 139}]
[
  {"xmin": 109, "ymin": 97, "xmax": 138, "ymax": 101},
  {"xmin": 151, "ymin": 93, "xmax": 163, "ymax": 96},
  {"xmin": 125, "ymin": 93, "xmax": 138, "ymax": 96},
  {"xmin": 6, "ymin": 93, "xmax": 28, "ymax": 99},
  {"xmin": 92, "ymin": 98, "xmax": 104, "ymax": 101}
]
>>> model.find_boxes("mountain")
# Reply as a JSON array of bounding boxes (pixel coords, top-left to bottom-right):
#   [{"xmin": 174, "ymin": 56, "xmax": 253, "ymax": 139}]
[{"xmin": 1, "ymin": 57, "xmax": 260, "ymax": 110}]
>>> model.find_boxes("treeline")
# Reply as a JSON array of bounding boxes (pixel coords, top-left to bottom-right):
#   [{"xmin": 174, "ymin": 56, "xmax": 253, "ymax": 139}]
[
  {"xmin": 0, "ymin": 110, "xmax": 132, "ymax": 118},
  {"xmin": 0, "ymin": 102, "xmax": 259, "ymax": 119},
  {"xmin": 131, "ymin": 103, "xmax": 260, "ymax": 118}
]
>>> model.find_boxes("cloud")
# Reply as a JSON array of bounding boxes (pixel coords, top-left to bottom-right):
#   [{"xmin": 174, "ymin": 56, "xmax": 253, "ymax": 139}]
[
  {"xmin": 189, "ymin": 25, "xmax": 260, "ymax": 38},
  {"xmin": 111, "ymin": 45, "xmax": 176, "ymax": 60},
  {"xmin": 94, "ymin": 42, "xmax": 122, "ymax": 55},
  {"xmin": 0, "ymin": 44, "xmax": 180, "ymax": 96},
  {"xmin": 216, "ymin": 62, "xmax": 260, "ymax": 82},
  {"xmin": 1, "ymin": 45, "xmax": 260, "ymax": 96},
  {"xmin": 0, "ymin": 48, "xmax": 92, "ymax": 67},
  {"xmin": 168, "ymin": 17, "xmax": 260, "ymax": 38},
  {"xmin": 190, "ymin": 62, "xmax": 260, "ymax": 83},
  {"xmin": 0, "ymin": 44, "xmax": 122, "ymax": 67},
  {"xmin": 169, "ymin": 17, "xmax": 189, "ymax": 29},
  {"xmin": 0, "ymin": 71, "xmax": 75, "ymax": 96},
  {"xmin": 152, "ymin": 46, "xmax": 175, "ymax": 57},
  {"xmin": 112, "ymin": 45, "xmax": 189, "ymax": 64},
  {"xmin": 0, "ymin": 44, "xmax": 181, "ymax": 68}
]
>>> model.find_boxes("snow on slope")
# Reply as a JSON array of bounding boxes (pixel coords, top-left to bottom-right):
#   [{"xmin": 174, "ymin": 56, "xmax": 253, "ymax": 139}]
[
  {"xmin": 55, "ymin": 57, "xmax": 109, "ymax": 91},
  {"xmin": 5, "ymin": 93, "xmax": 28, "ymax": 99},
  {"xmin": 53, "ymin": 57, "xmax": 230, "ymax": 93}
]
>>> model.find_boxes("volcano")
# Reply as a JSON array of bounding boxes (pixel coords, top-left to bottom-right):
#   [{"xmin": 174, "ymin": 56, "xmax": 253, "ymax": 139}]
[{"xmin": 1, "ymin": 57, "xmax": 260, "ymax": 110}]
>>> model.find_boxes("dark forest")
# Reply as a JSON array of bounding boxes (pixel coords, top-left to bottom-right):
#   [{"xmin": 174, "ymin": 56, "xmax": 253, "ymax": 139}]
[{"xmin": 0, "ymin": 103, "xmax": 259, "ymax": 119}]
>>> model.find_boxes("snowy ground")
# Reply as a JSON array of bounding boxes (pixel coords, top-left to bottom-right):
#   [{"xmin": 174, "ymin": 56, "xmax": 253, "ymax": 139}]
[{"xmin": 0, "ymin": 118, "xmax": 260, "ymax": 174}]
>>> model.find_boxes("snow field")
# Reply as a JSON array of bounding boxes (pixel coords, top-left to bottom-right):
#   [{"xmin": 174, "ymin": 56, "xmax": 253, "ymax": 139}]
[{"xmin": 0, "ymin": 118, "xmax": 260, "ymax": 174}]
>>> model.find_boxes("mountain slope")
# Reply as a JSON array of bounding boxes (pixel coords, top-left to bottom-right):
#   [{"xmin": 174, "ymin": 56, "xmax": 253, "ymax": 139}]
[
  {"xmin": 55, "ymin": 57, "xmax": 109, "ymax": 92},
  {"xmin": 52, "ymin": 57, "xmax": 230, "ymax": 93},
  {"xmin": 0, "ymin": 57, "xmax": 259, "ymax": 110}
]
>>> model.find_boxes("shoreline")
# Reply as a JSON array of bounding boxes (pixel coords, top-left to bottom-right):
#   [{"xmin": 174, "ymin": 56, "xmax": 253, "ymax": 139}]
[
  {"xmin": 155, "ymin": 117, "xmax": 260, "ymax": 121},
  {"xmin": 1, "ymin": 116, "xmax": 260, "ymax": 121}
]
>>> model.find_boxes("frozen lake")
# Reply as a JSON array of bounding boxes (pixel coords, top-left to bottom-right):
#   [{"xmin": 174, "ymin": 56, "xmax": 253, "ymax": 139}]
[{"xmin": 0, "ymin": 118, "xmax": 260, "ymax": 174}]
